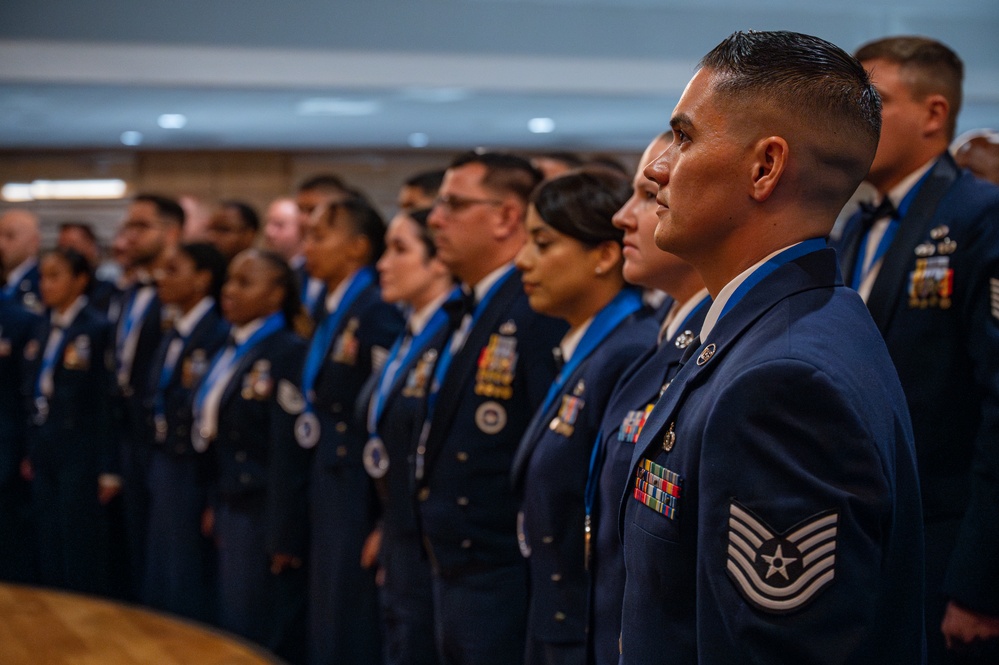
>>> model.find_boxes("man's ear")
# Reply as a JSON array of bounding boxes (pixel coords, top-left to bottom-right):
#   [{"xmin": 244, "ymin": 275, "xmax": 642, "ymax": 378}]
[
  {"xmin": 493, "ymin": 198, "xmax": 525, "ymax": 241},
  {"xmin": 922, "ymin": 93, "xmax": 950, "ymax": 139},
  {"xmin": 750, "ymin": 136, "xmax": 788, "ymax": 202}
]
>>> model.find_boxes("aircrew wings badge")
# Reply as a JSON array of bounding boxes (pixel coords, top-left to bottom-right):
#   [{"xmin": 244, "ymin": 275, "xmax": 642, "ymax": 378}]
[{"xmin": 726, "ymin": 501, "xmax": 838, "ymax": 614}]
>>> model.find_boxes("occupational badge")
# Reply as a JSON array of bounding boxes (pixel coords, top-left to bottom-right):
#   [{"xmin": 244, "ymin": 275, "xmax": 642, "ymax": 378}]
[
  {"xmin": 726, "ymin": 501, "xmax": 838, "ymax": 614},
  {"xmin": 182, "ymin": 349, "xmax": 209, "ymax": 389},
  {"xmin": 402, "ymin": 348, "xmax": 436, "ymax": 398},
  {"xmin": 243, "ymin": 359, "xmax": 273, "ymax": 400},
  {"xmin": 63, "ymin": 335, "xmax": 91, "ymax": 370},
  {"xmin": 277, "ymin": 379, "xmax": 306, "ymax": 414},
  {"xmin": 475, "ymin": 400, "xmax": 507, "ymax": 434}
]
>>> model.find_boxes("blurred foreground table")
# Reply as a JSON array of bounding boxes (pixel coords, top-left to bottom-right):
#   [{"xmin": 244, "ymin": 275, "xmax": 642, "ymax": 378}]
[{"xmin": 0, "ymin": 583, "xmax": 283, "ymax": 664}]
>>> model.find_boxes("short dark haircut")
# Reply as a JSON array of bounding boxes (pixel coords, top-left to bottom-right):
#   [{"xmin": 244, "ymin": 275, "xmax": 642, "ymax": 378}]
[
  {"xmin": 42, "ymin": 247, "xmax": 92, "ymax": 286},
  {"xmin": 855, "ymin": 36, "xmax": 964, "ymax": 140},
  {"xmin": 297, "ymin": 173, "xmax": 349, "ymax": 194},
  {"xmin": 221, "ymin": 200, "xmax": 260, "ymax": 232},
  {"xmin": 535, "ymin": 152, "xmax": 584, "ymax": 169},
  {"xmin": 449, "ymin": 151, "xmax": 543, "ymax": 205},
  {"xmin": 322, "ymin": 196, "xmax": 387, "ymax": 265},
  {"xmin": 404, "ymin": 169, "xmax": 446, "ymax": 195},
  {"xmin": 58, "ymin": 221, "xmax": 98, "ymax": 244},
  {"xmin": 585, "ymin": 154, "xmax": 628, "ymax": 175},
  {"xmin": 177, "ymin": 242, "xmax": 228, "ymax": 302},
  {"xmin": 531, "ymin": 167, "xmax": 631, "ymax": 247},
  {"xmin": 700, "ymin": 31, "xmax": 882, "ymax": 205},
  {"xmin": 134, "ymin": 193, "xmax": 186, "ymax": 229}
]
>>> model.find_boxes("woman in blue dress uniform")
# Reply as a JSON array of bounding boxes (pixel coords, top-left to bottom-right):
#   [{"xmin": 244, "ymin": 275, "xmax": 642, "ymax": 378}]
[
  {"xmin": 510, "ymin": 167, "xmax": 658, "ymax": 665},
  {"xmin": 362, "ymin": 208, "xmax": 456, "ymax": 665},
  {"xmin": 586, "ymin": 134, "xmax": 710, "ymax": 665},
  {"xmin": 143, "ymin": 242, "xmax": 228, "ymax": 623},
  {"xmin": 23, "ymin": 248, "xmax": 119, "ymax": 595},
  {"xmin": 192, "ymin": 249, "xmax": 310, "ymax": 662},
  {"xmin": 299, "ymin": 196, "xmax": 405, "ymax": 665}
]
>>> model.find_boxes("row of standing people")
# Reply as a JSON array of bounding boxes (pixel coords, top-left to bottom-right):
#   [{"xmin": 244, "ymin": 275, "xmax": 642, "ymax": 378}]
[{"xmin": 2, "ymin": 30, "xmax": 999, "ymax": 665}]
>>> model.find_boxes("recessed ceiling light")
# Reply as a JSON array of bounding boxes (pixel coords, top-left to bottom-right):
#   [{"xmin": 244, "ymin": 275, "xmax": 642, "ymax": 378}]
[
  {"xmin": 158, "ymin": 113, "xmax": 187, "ymax": 129},
  {"xmin": 528, "ymin": 117, "xmax": 556, "ymax": 134},
  {"xmin": 296, "ymin": 98, "xmax": 381, "ymax": 116},
  {"xmin": 408, "ymin": 132, "xmax": 430, "ymax": 148},
  {"xmin": 120, "ymin": 131, "xmax": 143, "ymax": 146}
]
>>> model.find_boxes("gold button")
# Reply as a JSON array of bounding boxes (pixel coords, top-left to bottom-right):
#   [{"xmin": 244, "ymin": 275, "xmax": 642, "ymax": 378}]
[
  {"xmin": 417, "ymin": 487, "xmax": 430, "ymax": 501},
  {"xmin": 335, "ymin": 421, "xmax": 348, "ymax": 433},
  {"xmin": 460, "ymin": 539, "xmax": 472, "ymax": 549},
  {"xmin": 336, "ymin": 445, "xmax": 348, "ymax": 457},
  {"xmin": 542, "ymin": 536, "xmax": 554, "ymax": 544},
  {"xmin": 456, "ymin": 451, "xmax": 469, "ymax": 462},
  {"xmin": 457, "ymin": 497, "xmax": 469, "ymax": 506},
  {"xmin": 554, "ymin": 612, "xmax": 566, "ymax": 622},
  {"xmin": 550, "ymin": 573, "xmax": 562, "ymax": 582}
]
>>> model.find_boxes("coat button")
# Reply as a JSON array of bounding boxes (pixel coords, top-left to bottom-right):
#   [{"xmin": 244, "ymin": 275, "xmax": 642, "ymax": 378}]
[
  {"xmin": 235, "ymin": 451, "xmax": 247, "ymax": 462},
  {"xmin": 542, "ymin": 536, "xmax": 554, "ymax": 544},
  {"xmin": 550, "ymin": 573, "xmax": 562, "ymax": 582},
  {"xmin": 417, "ymin": 487, "xmax": 430, "ymax": 502},
  {"xmin": 460, "ymin": 539, "xmax": 472, "ymax": 549},
  {"xmin": 456, "ymin": 497, "xmax": 469, "ymax": 506},
  {"xmin": 335, "ymin": 422, "xmax": 348, "ymax": 433},
  {"xmin": 455, "ymin": 451, "xmax": 469, "ymax": 462},
  {"xmin": 554, "ymin": 612, "xmax": 566, "ymax": 622},
  {"xmin": 336, "ymin": 445, "xmax": 348, "ymax": 458},
  {"xmin": 332, "ymin": 404, "xmax": 343, "ymax": 413},
  {"xmin": 239, "ymin": 473, "xmax": 252, "ymax": 484}
]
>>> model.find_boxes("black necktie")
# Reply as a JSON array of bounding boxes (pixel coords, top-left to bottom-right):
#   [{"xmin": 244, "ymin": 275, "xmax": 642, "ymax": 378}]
[
  {"xmin": 857, "ymin": 198, "xmax": 898, "ymax": 233},
  {"xmin": 552, "ymin": 346, "xmax": 564, "ymax": 372}
]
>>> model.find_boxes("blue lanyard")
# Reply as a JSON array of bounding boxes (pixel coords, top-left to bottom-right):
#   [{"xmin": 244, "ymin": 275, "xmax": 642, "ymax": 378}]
[
  {"xmin": 117, "ymin": 285, "xmax": 153, "ymax": 353},
  {"xmin": 850, "ymin": 169, "xmax": 933, "ymax": 290},
  {"xmin": 538, "ymin": 287, "xmax": 643, "ymax": 419},
  {"xmin": 719, "ymin": 238, "xmax": 827, "ymax": 321},
  {"xmin": 367, "ymin": 288, "xmax": 460, "ymax": 435},
  {"xmin": 425, "ymin": 266, "xmax": 515, "ymax": 418},
  {"xmin": 35, "ymin": 322, "xmax": 67, "ymax": 398},
  {"xmin": 193, "ymin": 312, "xmax": 285, "ymax": 413},
  {"xmin": 301, "ymin": 267, "xmax": 376, "ymax": 408}
]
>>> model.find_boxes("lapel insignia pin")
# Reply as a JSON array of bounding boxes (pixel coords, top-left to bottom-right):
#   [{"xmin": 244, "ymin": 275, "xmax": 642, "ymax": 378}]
[
  {"xmin": 914, "ymin": 242, "xmax": 936, "ymax": 257},
  {"xmin": 674, "ymin": 330, "xmax": 696, "ymax": 349},
  {"xmin": 696, "ymin": 343, "xmax": 716, "ymax": 366}
]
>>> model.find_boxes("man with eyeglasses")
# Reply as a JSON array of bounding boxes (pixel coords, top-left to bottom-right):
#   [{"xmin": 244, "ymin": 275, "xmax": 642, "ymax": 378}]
[{"xmin": 416, "ymin": 151, "xmax": 566, "ymax": 665}]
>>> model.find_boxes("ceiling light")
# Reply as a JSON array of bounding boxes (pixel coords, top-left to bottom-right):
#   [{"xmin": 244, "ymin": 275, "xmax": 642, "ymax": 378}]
[
  {"xmin": 296, "ymin": 98, "xmax": 381, "ymax": 116},
  {"xmin": 120, "ymin": 130, "xmax": 143, "ymax": 146},
  {"xmin": 528, "ymin": 117, "xmax": 555, "ymax": 134},
  {"xmin": 157, "ymin": 113, "xmax": 187, "ymax": 129},
  {"xmin": 2, "ymin": 179, "xmax": 128, "ymax": 202},
  {"xmin": 408, "ymin": 132, "xmax": 430, "ymax": 148}
]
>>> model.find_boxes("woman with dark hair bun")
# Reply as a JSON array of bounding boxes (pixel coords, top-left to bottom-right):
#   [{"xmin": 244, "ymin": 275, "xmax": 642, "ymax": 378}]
[
  {"xmin": 512, "ymin": 168, "xmax": 659, "ymax": 665},
  {"xmin": 191, "ymin": 248, "xmax": 310, "ymax": 663},
  {"xmin": 143, "ymin": 241, "xmax": 229, "ymax": 623},
  {"xmin": 299, "ymin": 196, "xmax": 405, "ymax": 665},
  {"xmin": 23, "ymin": 247, "xmax": 118, "ymax": 595}
]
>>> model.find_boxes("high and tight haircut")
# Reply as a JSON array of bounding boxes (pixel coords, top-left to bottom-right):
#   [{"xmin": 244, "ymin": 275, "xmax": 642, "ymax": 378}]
[
  {"xmin": 530, "ymin": 167, "xmax": 631, "ymax": 248},
  {"xmin": 449, "ymin": 151, "xmax": 544, "ymax": 205},
  {"xmin": 323, "ymin": 196, "xmax": 388, "ymax": 265},
  {"xmin": 177, "ymin": 242, "xmax": 228, "ymax": 303},
  {"xmin": 404, "ymin": 169, "xmax": 446, "ymax": 196},
  {"xmin": 221, "ymin": 200, "xmax": 261, "ymax": 232},
  {"xmin": 855, "ymin": 35, "xmax": 964, "ymax": 140},
  {"xmin": 700, "ymin": 31, "xmax": 882, "ymax": 158},
  {"xmin": 134, "ymin": 193, "xmax": 186, "ymax": 229}
]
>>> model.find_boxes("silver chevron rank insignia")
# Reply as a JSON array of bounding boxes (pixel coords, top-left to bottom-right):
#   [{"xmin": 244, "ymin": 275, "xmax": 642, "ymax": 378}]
[{"xmin": 726, "ymin": 501, "xmax": 838, "ymax": 614}]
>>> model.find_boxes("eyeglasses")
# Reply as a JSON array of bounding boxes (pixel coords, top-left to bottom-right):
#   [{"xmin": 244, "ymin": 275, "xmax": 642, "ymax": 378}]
[{"xmin": 433, "ymin": 194, "xmax": 503, "ymax": 214}]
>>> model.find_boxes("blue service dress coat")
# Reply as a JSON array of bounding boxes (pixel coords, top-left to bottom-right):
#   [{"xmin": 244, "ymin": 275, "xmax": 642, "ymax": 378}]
[
  {"xmin": 360, "ymin": 295, "xmax": 457, "ymax": 665},
  {"xmin": 0, "ymin": 299, "xmax": 43, "ymax": 582},
  {"xmin": 142, "ymin": 303, "xmax": 228, "ymax": 623},
  {"xmin": 199, "ymin": 324, "xmax": 310, "ymax": 663},
  {"xmin": 510, "ymin": 292, "xmax": 656, "ymax": 664},
  {"xmin": 414, "ymin": 268, "xmax": 566, "ymax": 665},
  {"xmin": 619, "ymin": 247, "xmax": 925, "ymax": 664},
  {"xmin": 24, "ymin": 301, "xmax": 118, "ymax": 595},
  {"xmin": 304, "ymin": 270, "xmax": 405, "ymax": 665},
  {"xmin": 3, "ymin": 261, "xmax": 42, "ymax": 314},
  {"xmin": 834, "ymin": 152, "xmax": 999, "ymax": 660},
  {"xmin": 588, "ymin": 295, "xmax": 709, "ymax": 665}
]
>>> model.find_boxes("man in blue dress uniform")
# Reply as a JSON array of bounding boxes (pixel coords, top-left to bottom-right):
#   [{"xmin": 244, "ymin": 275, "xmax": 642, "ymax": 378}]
[
  {"xmin": 620, "ymin": 31, "xmax": 925, "ymax": 664},
  {"xmin": 0, "ymin": 209, "xmax": 42, "ymax": 314},
  {"xmin": 418, "ymin": 152, "xmax": 566, "ymax": 665},
  {"xmin": 835, "ymin": 36, "xmax": 999, "ymax": 663}
]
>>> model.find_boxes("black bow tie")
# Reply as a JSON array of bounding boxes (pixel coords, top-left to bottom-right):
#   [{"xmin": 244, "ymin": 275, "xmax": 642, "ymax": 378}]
[
  {"xmin": 857, "ymin": 198, "xmax": 898, "ymax": 232},
  {"xmin": 443, "ymin": 288, "xmax": 476, "ymax": 328}
]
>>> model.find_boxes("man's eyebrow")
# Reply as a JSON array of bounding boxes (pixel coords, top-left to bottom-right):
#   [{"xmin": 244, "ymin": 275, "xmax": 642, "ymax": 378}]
[{"xmin": 670, "ymin": 114, "xmax": 693, "ymax": 132}]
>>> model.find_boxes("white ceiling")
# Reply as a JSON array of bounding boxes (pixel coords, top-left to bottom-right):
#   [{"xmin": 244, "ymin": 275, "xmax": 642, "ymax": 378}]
[{"xmin": 1, "ymin": 0, "xmax": 997, "ymax": 152}]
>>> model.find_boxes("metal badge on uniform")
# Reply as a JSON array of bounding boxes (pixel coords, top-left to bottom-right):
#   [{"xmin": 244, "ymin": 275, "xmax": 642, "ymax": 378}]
[
  {"xmin": 907, "ymin": 256, "xmax": 953, "ymax": 309},
  {"xmin": 696, "ymin": 343, "xmax": 716, "ymax": 366},
  {"xmin": 930, "ymin": 224, "xmax": 950, "ymax": 240},
  {"xmin": 474, "ymin": 333, "xmax": 517, "ymax": 399},
  {"xmin": 295, "ymin": 412, "xmax": 320, "ymax": 449},
  {"xmin": 242, "ymin": 359, "xmax": 273, "ymax": 400},
  {"xmin": 402, "ymin": 348, "xmax": 436, "ymax": 398},
  {"xmin": 24, "ymin": 339, "xmax": 39, "ymax": 362},
  {"xmin": 182, "ymin": 349, "xmax": 209, "ymax": 389},
  {"xmin": 371, "ymin": 344, "xmax": 389, "ymax": 372},
  {"xmin": 474, "ymin": 400, "xmax": 507, "ymax": 434},
  {"xmin": 277, "ymin": 379, "xmax": 306, "ymax": 414},
  {"xmin": 618, "ymin": 403, "xmax": 654, "ymax": 444},
  {"xmin": 550, "ymin": 389, "xmax": 585, "ymax": 438},
  {"xmin": 632, "ymin": 457, "xmax": 682, "ymax": 520},
  {"xmin": 661, "ymin": 421, "xmax": 675, "ymax": 452},
  {"xmin": 914, "ymin": 242, "xmax": 936, "ymax": 258},
  {"xmin": 726, "ymin": 501, "xmax": 838, "ymax": 614},
  {"xmin": 363, "ymin": 436, "xmax": 390, "ymax": 479},
  {"xmin": 63, "ymin": 335, "xmax": 91, "ymax": 370},
  {"xmin": 991, "ymin": 278, "xmax": 999, "ymax": 321},
  {"xmin": 331, "ymin": 317, "xmax": 360, "ymax": 365},
  {"xmin": 674, "ymin": 329, "xmax": 696, "ymax": 349},
  {"xmin": 937, "ymin": 238, "xmax": 957, "ymax": 255},
  {"xmin": 499, "ymin": 319, "xmax": 517, "ymax": 335},
  {"xmin": 22, "ymin": 292, "xmax": 43, "ymax": 314}
]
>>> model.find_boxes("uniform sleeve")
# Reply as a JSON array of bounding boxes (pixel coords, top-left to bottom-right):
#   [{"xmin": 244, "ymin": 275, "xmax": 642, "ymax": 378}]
[
  {"xmin": 696, "ymin": 359, "xmax": 899, "ymax": 663},
  {"xmin": 943, "ymin": 198, "xmax": 999, "ymax": 615},
  {"xmin": 265, "ymin": 337, "xmax": 312, "ymax": 558}
]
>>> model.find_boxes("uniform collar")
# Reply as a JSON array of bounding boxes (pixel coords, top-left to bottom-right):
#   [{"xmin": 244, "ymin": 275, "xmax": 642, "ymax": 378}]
[
  {"xmin": 51, "ymin": 295, "xmax": 88, "ymax": 328},
  {"xmin": 174, "ymin": 297, "xmax": 214, "ymax": 337},
  {"xmin": 5, "ymin": 256, "xmax": 37, "ymax": 287},
  {"xmin": 469, "ymin": 262, "xmax": 515, "ymax": 304},
  {"xmin": 409, "ymin": 290, "xmax": 451, "ymax": 336}
]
